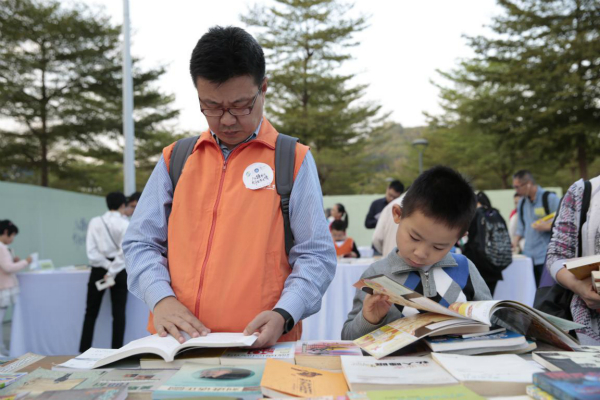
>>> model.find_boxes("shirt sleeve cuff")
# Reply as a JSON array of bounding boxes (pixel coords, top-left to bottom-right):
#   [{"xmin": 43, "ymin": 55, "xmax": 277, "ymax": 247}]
[
  {"xmin": 550, "ymin": 259, "xmax": 567, "ymax": 286},
  {"xmin": 274, "ymin": 291, "xmax": 307, "ymax": 325},
  {"xmin": 144, "ymin": 281, "xmax": 177, "ymax": 311}
]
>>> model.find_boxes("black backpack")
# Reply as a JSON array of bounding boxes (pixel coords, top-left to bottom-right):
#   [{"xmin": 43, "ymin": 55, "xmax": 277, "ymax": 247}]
[
  {"xmin": 168, "ymin": 134, "xmax": 299, "ymax": 255},
  {"xmin": 476, "ymin": 208, "xmax": 513, "ymax": 270}
]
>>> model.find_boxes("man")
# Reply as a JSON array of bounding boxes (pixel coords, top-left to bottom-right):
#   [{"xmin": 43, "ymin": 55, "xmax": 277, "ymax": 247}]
[
  {"xmin": 124, "ymin": 191, "xmax": 141, "ymax": 218},
  {"xmin": 123, "ymin": 27, "xmax": 336, "ymax": 348},
  {"xmin": 511, "ymin": 170, "xmax": 559, "ymax": 287},
  {"xmin": 372, "ymin": 193, "xmax": 406, "ymax": 257},
  {"xmin": 80, "ymin": 192, "xmax": 130, "ymax": 352},
  {"xmin": 364, "ymin": 180, "xmax": 404, "ymax": 229}
]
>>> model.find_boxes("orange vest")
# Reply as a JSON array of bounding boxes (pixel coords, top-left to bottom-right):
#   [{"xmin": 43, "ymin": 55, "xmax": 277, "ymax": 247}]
[
  {"xmin": 334, "ymin": 238, "xmax": 354, "ymax": 257},
  {"xmin": 149, "ymin": 119, "xmax": 308, "ymax": 341}
]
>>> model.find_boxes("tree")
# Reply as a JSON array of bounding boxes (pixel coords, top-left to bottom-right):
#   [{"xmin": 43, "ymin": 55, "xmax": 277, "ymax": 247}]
[
  {"xmin": 433, "ymin": 0, "xmax": 600, "ymax": 181},
  {"xmin": 0, "ymin": 0, "xmax": 179, "ymax": 192},
  {"xmin": 241, "ymin": 0, "xmax": 386, "ymax": 194}
]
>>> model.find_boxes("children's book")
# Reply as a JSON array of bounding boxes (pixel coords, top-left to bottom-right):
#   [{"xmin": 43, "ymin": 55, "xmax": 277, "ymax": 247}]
[
  {"xmin": 565, "ymin": 255, "xmax": 600, "ymax": 279},
  {"xmin": 431, "ymin": 353, "xmax": 545, "ymax": 397},
  {"xmin": 19, "ymin": 387, "xmax": 127, "ymax": 400},
  {"xmin": 295, "ymin": 341, "xmax": 363, "ymax": 370},
  {"xmin": 221, "ymin": 342, "xmax": 295, "ymax": 365},
  {"xmin": 82, "ymin": 369, "xmax": 177, "ymax": 392},
  {"xmin": 353, "ymin": 275, "xmax": 582, "ymax": 358},
  {"xmin": 346, "ymin": 385, "xmax": 485, "ymax": 400},
  {"xmin": 152, "ymin": 362, "xmax": 264, "ymax": 399},
  {"xmin": 533, "ymin": 371, "xmax": 600, "ymax": 400},
  {"xmin": 533, "ymin": 349, "xmax": 600, "ymax": 372},
  {"xmin": 424, "ymin": 330, "xmax": 526, "ymax": 353},
  {"xmin": 140, "ymin": 348, "xmax": 225, "ymax": 369},
  {"xmin": 526, "ymin": 385, "xmax": 557, "ymax": 400},
  {"xmin": 340, "ymin": 355, "xmax": 457, "ymax": 391},
  {"xmin": 260, "ymin": 359, "xmax": 348, "ymax": 398},
  {"xmin": 58, "ymin": 333, "xmax": 257, "ymax": 369},
  {"xmin": 0, "ymin": 368, "xmax": 105, "ymax": 397}
]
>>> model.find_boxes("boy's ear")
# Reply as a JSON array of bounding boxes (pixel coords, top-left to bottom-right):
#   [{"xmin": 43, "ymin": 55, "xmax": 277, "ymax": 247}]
[{"xmin": 392, "ymin": 204, "xmax": 403, "ymax": 224}]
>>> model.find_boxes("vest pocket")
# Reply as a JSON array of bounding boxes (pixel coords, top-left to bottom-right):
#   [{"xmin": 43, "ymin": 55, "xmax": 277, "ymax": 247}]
[{"xmin": 261, "ymin": 251, "xmax": 285, "ymax": 310}]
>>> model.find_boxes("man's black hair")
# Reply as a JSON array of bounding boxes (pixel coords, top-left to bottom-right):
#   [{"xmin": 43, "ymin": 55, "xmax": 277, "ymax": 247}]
[
  {"xmin": 401, "ymin": 166, "xmax": 476, "ymax": 235},
  {"xmin": 106, "ymin": 192, "xmax": 126, "ymax": 211},
  {"xmin": 513, "ymin": 169, "xmax": 535, "ymax": 184},
  {"xmin": 330, "ymin": 220, "xmax": 347, "ymax": 232},
  {"xmin": 0, "ymin": 220, "xmax": 19, "ymax": 236},
  {"xmin": 190, "ymin": 26, "xmax": 265, "ymax": 86},
  {"xmin": 127, "ymin": 191, "xmax": 142, "ymax": 205},
  {"xmin": 389, "ymin": 180, "xmax": 405, "ymax": 194}
]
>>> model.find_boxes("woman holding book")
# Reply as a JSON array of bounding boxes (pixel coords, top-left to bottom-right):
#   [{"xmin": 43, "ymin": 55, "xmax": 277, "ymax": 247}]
[{"xmin": 546, "ymin": 175, "xmax": 600, "ymax": 344}]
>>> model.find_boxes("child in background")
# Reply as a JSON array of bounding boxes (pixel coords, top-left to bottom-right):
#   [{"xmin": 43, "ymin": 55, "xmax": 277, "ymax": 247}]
[
  {"xmin": 342, "ymin": 166, "xmax": 492, "ymax": 340},
  {"xmin": 330, "ymin": 220, "xmax": 360, "ymax": 258},
  {"xmin": 329, "ymin": 203, "xmax": 349, "ymax": 230},
  {"xmin": 0, "ymin": 220, "xmax": 32, "ymax": 356}
]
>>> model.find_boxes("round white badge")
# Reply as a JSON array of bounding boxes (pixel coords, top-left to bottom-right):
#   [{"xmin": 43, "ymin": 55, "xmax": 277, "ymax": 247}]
[{"xmin": 243, "ymin": 162, "xmax": 274, "ymax": 190}]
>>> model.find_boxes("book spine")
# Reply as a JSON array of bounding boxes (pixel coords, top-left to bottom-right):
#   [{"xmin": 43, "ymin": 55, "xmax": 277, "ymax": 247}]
[
  {"xmin": 526, "ymin": 385, "xmax": 557, "ymax": 400},
  {"xmin": 533, "ymin": 375, "xmax": 577, "ymax": 400}
]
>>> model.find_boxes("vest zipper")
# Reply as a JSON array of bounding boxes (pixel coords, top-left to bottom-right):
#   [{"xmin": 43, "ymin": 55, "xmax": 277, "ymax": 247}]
[
  {"xmin": 194, "ymin": 154, "xmax": 230, "ymax": 318},
  {"xmin": 423, "ymin": 270, "xmax": 431, "ymax": 296}
]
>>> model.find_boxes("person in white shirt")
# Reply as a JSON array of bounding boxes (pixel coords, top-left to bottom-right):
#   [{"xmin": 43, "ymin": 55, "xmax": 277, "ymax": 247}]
[
  {"xmin": 372, "ymin": 193, "xmax": 406, "ymax": 257},
  {"xmin": 80, "ymin": 192, "xmax": 130, "ymax": 352}
]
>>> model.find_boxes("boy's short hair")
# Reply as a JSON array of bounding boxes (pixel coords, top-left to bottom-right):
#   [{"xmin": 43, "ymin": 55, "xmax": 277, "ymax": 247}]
[
  {"xmin": 106, "ymin": 192, "xmax": 126, "ymax": 211},
  {"xmin": 402, "ymin": 166, "xmax": 476, "ymax": 235},
  {"xmin": 330, "ymin": 220, "xmax": 347, "ymax": 232},
  {"xmin": 189, "ymin": 26, "xmax": 265, "ymax": 87},
  {"xmin": 127, "ymin": 191, "xmax": 142, "ymax": 205},
  {"xmin": 0, "ymin": 220, "xmax": 19, "ymax": 236}
]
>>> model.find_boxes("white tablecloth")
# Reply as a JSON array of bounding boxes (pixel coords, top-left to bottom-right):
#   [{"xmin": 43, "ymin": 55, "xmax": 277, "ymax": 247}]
[
  {"xmin": 10, "ymin": 268, "xmax": 149, "ymax": 357},
  {"xmin": 493, "ymin": 255, "xmax": 536, "ymax": 307}
]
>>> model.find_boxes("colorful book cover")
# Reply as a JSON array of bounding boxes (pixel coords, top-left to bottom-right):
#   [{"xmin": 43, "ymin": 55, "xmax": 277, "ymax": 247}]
[
  {"xmin": 0, "ymin": 373, "xmax": 26, "ymax": 389},
  {"xmin": 533, "ymin": 350, "xmax": 600, "ymax": 373},
  {"xmin": 222, "ymin": 342, "xmax": 295, "ymax": 360},
  {"xmin": 533, "ymin": 371, "xmax": 600, "ymax": 400},
  {"xmin": 261, "ymin": 359, "xmax": 348, "ymax": 397},
  {"xmin": 82, "ymin": 369, "xmax": 176, "ymax": 392},
  {"xmin": 0, "ymin": 369, "xmax": 105, "ymax": 396},
  {"xmin": 295, "ymin": 341, "xmax": 363, "ymax": 357},
  {"xmin": 153, "ymin": 362, "xmax": 264, "ymax": 397},
  {"xmin": 526, "ymin": 385, "xmax": 557, "ymax": 400}
]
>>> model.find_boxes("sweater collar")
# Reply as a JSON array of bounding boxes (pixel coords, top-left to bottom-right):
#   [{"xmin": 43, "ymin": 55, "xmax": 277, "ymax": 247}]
[{"xmin": 386, "ymin": 250, "xmax": 458, "ymax": 275}]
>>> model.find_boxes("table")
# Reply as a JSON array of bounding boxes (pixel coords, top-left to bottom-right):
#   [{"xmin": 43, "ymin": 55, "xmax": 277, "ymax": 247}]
[
  {"xmin": 493, "ymin": 255, "xmax": 536, "ymax": 307},
  {"xmin": 10, "ymin": 268, "xmax": 149, "ymax": 357}
]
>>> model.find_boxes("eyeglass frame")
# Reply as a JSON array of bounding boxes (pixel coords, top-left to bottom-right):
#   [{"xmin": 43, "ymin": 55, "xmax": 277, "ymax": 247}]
[
  {"xmin": 199, "ymin": 87, "xmax": 263, "ymax": 118},
  {"xmin": 513, "ymin": 180, "xmax": 530, "ymax": 190}
]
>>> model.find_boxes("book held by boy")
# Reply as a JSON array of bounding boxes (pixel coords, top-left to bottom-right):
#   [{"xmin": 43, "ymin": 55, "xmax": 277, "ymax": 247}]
[
  {"xmin": 353, "ymin": 274, "xmax": 582, "ymax": 358},
  {"xmin": 260, "ymin": 359, "xmax": 348, "ymax": 398},
  {"xmin": 340, "ymin": 355, "xmax": 457, "ymax": 391},
  {"xmin": 58, "ymin": 333, "xmax": 257, "ymax": 370},
  {"xmin": 221, "ymin": 342, "xmax": 295, "ymax": 365},
  {"xmin": 533, "ymin": 371, "xmax": 600, "ymax": 400},
  {"xmin": 294, "ymin": 341, "xmax": 363, "ymax": 370},
  {"xmin": 431, "ymin": 353, "xmax": 545, "ymax": 397}
]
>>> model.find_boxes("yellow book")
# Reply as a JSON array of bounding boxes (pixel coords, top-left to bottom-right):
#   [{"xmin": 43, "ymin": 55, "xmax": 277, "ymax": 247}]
[
  {"xmin": 260, "ymin": 359, "xmax": 348, "ymax": 398},
  {"xmin": 531, "ymin": 212, "xmax": 556, "ymax": 227}
]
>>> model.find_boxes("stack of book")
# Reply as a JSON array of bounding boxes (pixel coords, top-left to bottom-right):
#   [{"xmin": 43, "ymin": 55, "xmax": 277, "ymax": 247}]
[
  {"xmin": 565, "ymin": 254, "xmax": 600, "ymax": 294},
  {"xmin": 423, "ymin": 329, "xmax": 536, "ymax": 355}
]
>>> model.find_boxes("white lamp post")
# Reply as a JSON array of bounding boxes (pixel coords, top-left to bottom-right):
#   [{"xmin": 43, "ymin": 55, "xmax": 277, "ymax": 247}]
[{"xmin": 412, "ymin": 138, "xmax": 429, "ymax": 175}]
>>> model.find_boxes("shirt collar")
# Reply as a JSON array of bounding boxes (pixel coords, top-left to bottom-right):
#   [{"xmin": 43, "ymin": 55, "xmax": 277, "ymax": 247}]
[
  {"xmin": 386, "ymin": 250, "xmax": 458, "ymax": 275},
  {"xmin": 210, "ymin": 118, "xmax": 263, "ymax": 150}
]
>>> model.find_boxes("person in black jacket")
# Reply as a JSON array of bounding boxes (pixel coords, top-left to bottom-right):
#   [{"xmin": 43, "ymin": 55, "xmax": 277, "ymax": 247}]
[{"xmin": 364, "ymin": 180, "xmax": 404, "ymax": 229}]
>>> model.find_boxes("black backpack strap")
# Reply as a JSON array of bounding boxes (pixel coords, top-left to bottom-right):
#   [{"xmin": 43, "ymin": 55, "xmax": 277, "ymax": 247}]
[
  {"xmin": 542, "ymin": 191, "xmax": 552, "ymax": 215},
  {"xmin": 578, "ymin": 181, "xmax": 592, "ymax": 257},
  {"xmin": 275, "ymin": 134, "xmax": 298, "ymax": 256},
  {"xmin": 169, "ymin": 136, "xmax": 199, "ymax": 192},
  {"xmin": 519, "ymin": 197, "xmax": 525, "ymax": 228}
]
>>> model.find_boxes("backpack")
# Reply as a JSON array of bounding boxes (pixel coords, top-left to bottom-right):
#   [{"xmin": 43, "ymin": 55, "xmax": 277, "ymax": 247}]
[
  {"xmin": 519, "ymin": 190, "xmax": 556, "ymax": 227},
  {"xmin": 479, "ymin": 208, "xmax": 513, "ymax": 269},
  {"xmin": 167, "ymin": 133, "xmax": 299, "ymax": 256}
]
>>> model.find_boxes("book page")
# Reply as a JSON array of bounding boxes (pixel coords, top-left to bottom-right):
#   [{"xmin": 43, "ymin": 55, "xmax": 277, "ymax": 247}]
[
  {"xmin": 57, "ymin": 348, "xmax": 120, "ymax": 369},
  {"xmin": 355, "ymin": 276, "xmax": 464, "ymax": 318},
  {"xmin": 447, "ymin": 301, "xmax": 501, "ymax": 325}
]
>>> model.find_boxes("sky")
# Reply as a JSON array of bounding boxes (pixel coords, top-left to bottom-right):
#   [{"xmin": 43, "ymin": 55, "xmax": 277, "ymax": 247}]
[{"xmin": 83, "ymin": 0, "xmax": 501, "ymax": 133}]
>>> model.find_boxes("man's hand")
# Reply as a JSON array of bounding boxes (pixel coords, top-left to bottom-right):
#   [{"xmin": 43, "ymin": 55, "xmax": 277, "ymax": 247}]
[
  {"xmin": 153, "ymin": 297, "xmax": 210, "ymax": 343},
  {"xmin": 574, "ymin": 278, "xmax": 600, "ymax": 310},
  {"xmin": 243, "ymin": 311, "xmax": 285, "ymax": 348},
  {"xmin": 362, "ymin": 293, "xmax": 392, "ymax": 325}
]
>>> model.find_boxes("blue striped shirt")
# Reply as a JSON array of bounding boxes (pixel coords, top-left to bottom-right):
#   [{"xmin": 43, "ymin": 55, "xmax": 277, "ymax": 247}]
[{"xmin": 122, "ymin": 130, "xmax": 337, "ymax": 325}]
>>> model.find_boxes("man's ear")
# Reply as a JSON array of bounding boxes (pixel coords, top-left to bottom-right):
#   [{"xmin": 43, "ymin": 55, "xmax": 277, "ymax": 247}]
[{"xmin": 392, "ymin": 204, "xmax": 403, "ymax": 224}]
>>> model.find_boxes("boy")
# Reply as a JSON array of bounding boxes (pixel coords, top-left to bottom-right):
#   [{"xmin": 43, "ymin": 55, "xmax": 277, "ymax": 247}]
[
  {"xmin": 341, "ymin": 166, "xmax": 492, "ymax": 340},
  {"xmin": 330, "ymin": 220, "xmax": 360, "ymax": 258}
]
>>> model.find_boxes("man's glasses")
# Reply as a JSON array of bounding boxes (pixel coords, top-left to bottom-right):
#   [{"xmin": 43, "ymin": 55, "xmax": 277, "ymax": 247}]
[
  {"xmin": 200, "ymin": 88, "xmax": 262, "ymax": 117},
  {"xmin": 513, "ymin": 181, "xmax": 529, "ymax": 190}
]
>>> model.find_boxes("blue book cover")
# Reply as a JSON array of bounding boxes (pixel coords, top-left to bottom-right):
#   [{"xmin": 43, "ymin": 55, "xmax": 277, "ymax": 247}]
[
  {"xmin": 152, "ymin": 363, "xmax": 264, "ymax": 399},
  {"xmin": 425, "ymin": 330, "xmax": 525, "ymax": 351},
  {"xmin": 533, "ymin": 371, "xmax": 600, "ymax": 400}
]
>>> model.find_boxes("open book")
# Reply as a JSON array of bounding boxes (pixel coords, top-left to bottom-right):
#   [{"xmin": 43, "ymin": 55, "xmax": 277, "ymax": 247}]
[
  {"xmin": 353, "ymin": 275, "xmax": 582, "ymax": 358},
  {"xmin": 59, "ymin": 333, "xmax": 257, "ymax": 369}
]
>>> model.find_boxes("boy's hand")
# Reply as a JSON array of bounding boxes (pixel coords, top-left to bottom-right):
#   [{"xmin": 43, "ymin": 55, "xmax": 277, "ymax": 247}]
[
  {"xmin": 153, "ymin": 297, "xmax": 211, "ymax": 343},
  {"xmin": 362, "ymin": 293, "xmax": 392, "ymax": 325}
]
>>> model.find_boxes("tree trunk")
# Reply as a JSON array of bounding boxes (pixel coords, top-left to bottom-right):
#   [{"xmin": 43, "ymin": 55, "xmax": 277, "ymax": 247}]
[
  {"xmin": 40, "ymin": 45, "xmax": 49, "ymax": 187},
  {"xmin": 578, "ymin": 143, "xmax": 588, "ymax": 181}
]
